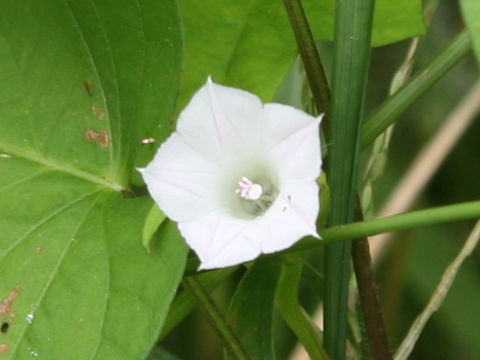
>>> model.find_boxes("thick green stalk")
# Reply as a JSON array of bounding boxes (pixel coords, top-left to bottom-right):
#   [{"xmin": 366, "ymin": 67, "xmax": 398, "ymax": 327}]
[
  {"xmin": 362, "ymin": 30, "xmax": 471, "ymax": 147},
  {"xmin": 182, "ymin": 277, "xmax": 251, "ymax": 360},
  {"xmin": 324, "ymin": 0, "xmax": 375, "ymax": 358}
]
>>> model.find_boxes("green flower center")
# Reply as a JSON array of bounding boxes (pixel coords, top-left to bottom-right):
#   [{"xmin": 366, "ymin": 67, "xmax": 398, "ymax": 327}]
[{"xmin": 224, "ymin": 163, "xmax": 278, "ymax": 219}]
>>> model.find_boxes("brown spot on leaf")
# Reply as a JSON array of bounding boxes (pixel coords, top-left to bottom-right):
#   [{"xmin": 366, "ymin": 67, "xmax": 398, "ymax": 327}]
[
  {"xmin": 92, "ymin": 105, "xmax": 105, "ymax": 120},
  {"xmin": 83, "ymin": 81, "xmax": 92, "ymax": 96},
  {"xmin": 0, "ymin": 287, "xmax": 20, "ymax": 316},
  {"xmin": 85, "ymin": 129, "xmax": 109, "ymax": 147},
  {"xmin": 35, "ymin": 247, "xmax": 43, "ymax": 253},
  {"xmin": 0, "ymin": 343, "xmax": 9, "ymax": 353}
]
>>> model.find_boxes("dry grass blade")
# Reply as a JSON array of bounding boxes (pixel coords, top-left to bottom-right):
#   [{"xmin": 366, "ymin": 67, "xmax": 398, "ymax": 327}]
[
  {"xmin": 394, "ymin": 219, "xmax": 480, "ymax": 360},
  {"xmin": 370, "ymin": 79, "xmax": 480, "ymax": 263},
  {"xmin": 361, "ymin": 37, "xmax": 419, "ymax": 219}
]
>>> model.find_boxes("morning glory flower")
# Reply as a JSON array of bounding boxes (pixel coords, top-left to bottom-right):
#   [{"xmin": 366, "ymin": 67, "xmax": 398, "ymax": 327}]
[{"xmin": 139, "ymin": 78, "xmax": 322, "ymax": 269}]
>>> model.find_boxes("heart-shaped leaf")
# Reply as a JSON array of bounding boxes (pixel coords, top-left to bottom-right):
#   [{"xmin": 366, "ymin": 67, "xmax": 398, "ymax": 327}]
[{"xmin": 0, "ymin": 1, "xmax": 187, "ymax": 359}]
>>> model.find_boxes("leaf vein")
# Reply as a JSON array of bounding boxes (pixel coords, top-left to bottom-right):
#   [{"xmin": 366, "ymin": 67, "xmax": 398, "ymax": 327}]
[
  {"xmin": 6, "ymin": 190, "xmax": 106, "ymax": 358},
  {"xmin": 88, "ymin": 192, "xmax": 114, "ymax": 360},
  {"xmin": 0, "ymin": 188, "xmax": 102, "ymax": 263},
  {"xmin": 0, "ymin": 168, "xmax": 49, "ymax": 193}
]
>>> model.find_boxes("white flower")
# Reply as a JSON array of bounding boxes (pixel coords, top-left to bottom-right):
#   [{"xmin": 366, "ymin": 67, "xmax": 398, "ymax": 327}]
[{"xmin": 139, "ymin": 78, "xmax": 322, "ymax": 269}]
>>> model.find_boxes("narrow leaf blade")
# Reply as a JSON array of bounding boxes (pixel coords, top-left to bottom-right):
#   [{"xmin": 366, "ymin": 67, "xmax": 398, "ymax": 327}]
[{"xmin": 226, "ymin": 257, "xmax": 282, "ymax": 360}]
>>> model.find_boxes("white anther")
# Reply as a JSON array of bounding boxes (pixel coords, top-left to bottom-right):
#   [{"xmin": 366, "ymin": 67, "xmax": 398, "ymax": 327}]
[{"xmin": 235, "ymin": 176, "xmax": 263, "ymax": 200}]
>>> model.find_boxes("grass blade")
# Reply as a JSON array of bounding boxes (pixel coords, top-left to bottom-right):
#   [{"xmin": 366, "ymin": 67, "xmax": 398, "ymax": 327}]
[
  {"xmin": 362, "ymin": 30, "xmax": 471, "ymax": 147},
  {"xmin": 324, "ymin": 0, "xmax": 375, "ymax": 358}
]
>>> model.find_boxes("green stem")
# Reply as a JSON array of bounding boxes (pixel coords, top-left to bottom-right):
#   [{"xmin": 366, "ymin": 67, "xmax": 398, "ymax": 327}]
[
  {"xmin": 180, "ymin": 201, "xmax": 480, "ymax": 279},
  {"xmin": 158, "ymin": 267, "xmax": 237, "ymax": 340},
  {"xmin": 324, "ymin": 0, "xmax": 375, "ymax": 358},
  {"xmin": 294, "ymin": 200, "xmax": 480, "ymax": 249},
  {"xmin": 362, "ymin": 30, "xmax": 471, "ymax": 147},
  {"xmin": 283, "ymin": 0, "xmax": 331, "ymax": 116},
  {"xmin": 182, "ymin": 277, "xmax": 251, "ymax": 360}
]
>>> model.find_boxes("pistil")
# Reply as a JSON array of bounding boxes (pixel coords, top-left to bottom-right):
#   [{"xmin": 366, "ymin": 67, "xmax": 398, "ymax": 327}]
[{"xmin": 236, "ymin": 176, "xmax": 263, "ymax": 200}]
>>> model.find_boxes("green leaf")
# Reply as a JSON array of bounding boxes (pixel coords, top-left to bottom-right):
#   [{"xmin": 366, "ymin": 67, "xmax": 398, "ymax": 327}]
[
  {"xmin": 0, "ymin": 0, "xmax": 182, "ymax": 189},
  {"xmin": 177, "ymin": 0, "xmax": 424, "ymax": 113},
  {"xmin": 226, "ymin": 257, "xmax": 282, "ymax": 360},
  {"xmin": 0, "ymin": 172, "xmax": 188, "ymax": 359},
  {"xmin": 147, "ymin": 346, "xmax": 182, "ymax": 360},
  {"xmin": 143, "ymin": 205, "xmax": 167, "ymax": 252},
  {"xmin": 299, "ymin": 0, "xmax": 425, "ymax": 47},
  {"xmin": 460, "ymin": 0, "xmax": 480, "ymax": 66},
  {"xmin": 371, "ymin": 0, "xmax": 425, "ymax": 46},
  {"xmin": 0, "ymin": 1, "xmax": 187, "ymax": 359},
  {"xmin": 177, "ymin": 0, "xmax": 326, "ymax": 107}
]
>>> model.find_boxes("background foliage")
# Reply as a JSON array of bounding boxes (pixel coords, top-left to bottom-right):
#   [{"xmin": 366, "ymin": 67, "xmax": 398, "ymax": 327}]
[{"xmin": 0, "ymin": 0, "xmax": 479, "ymax": 359}]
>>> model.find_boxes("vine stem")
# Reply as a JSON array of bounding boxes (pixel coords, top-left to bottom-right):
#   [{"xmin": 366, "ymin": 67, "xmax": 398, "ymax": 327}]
[
  {"xmin": 181, "ymin": 201, "xmax": 480, "ymax": 278},
  {"xmin": 352, "ymin": 236, "xmax": 392, "ymax": 360},
  {"xmin": 282, "ymin": 1, "xmax": 331, "ymax": 356},
  {"xmin": 182, "ymin": 277, "xmax": 251, "ymax": 360},
  {"xmin": 283, "ymin": 0, "xmax": 331, "ymax": 117},
  {"xmin": 292, "ymin": 200, "xmax": 480, "ymax": 249}
]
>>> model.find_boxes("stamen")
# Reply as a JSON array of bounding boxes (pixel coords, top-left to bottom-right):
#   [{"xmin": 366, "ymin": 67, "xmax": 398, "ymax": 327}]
[
  {"xmin": 232, "ymin": 173, "xmax": 278, "ymax": 218},
  {"xmin": 236, "ymin": 176, "xmax": 263, "ymax": 200}
]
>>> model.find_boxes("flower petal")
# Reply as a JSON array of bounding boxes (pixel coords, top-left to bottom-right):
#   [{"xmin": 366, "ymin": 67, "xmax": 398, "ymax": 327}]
[
  {"xmin": 264, "ymin": 104, "xmax": 322, "ymax": 182},
  {"xmin": 176, "ymin": 78, "xmax": 265, "ymax": 165},
  {"xmin": 140, "ymin": 133, "xmax": 224, "ymax": 222},
  {"xmin": 142, "ymin": 79, "xmax": 324, "ymax": 269},
  {"xmin": 259, "ymin": 180, "xmax": 319, "ymax": 253},
  {"xmin": 178, "ymin": 212, "xmax": 261, "ymax": 270}
]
